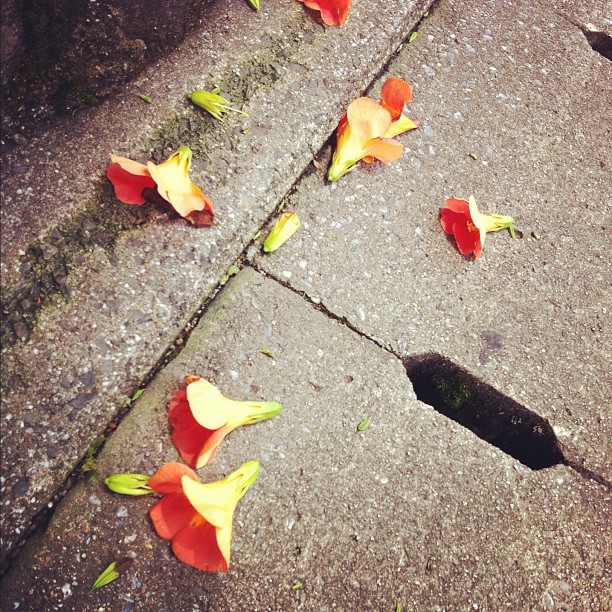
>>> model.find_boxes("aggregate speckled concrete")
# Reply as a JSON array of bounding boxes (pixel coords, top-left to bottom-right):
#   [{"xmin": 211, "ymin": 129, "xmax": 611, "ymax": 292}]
[
  {"xmin": 255, "ymin": 0, "xmax": 612, "ymax": 478},
  {"xmin": 0, "ymin": 0, "xmax": 432, "ymax": 562},
  {"xmin": 1, "ymin": 269, "xmax": 609, "ymax": 611},
  {"xmin": 1, "ymin": 0, "xmax": 610, "ymax": 608}
]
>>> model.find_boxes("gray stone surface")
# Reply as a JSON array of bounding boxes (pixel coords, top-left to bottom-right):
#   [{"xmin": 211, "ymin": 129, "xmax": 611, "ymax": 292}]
[
  {"xmin": 256, "ymin": 0, "xmax": 612, "ymax": 478},
  {"xmin": 1, "ymin": 269, "xmax": 609, "ymax": 610},
  {"xmin": 545, "ymin": 0, "xmax": 612, "ymax": 35},
  {"xmin": 0, "ymin": 0, "xmax": 432, "ymax": 564}
]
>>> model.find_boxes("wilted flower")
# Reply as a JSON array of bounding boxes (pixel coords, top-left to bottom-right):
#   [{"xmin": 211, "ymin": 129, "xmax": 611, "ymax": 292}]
[
  {"xmin": 189, "ymin": 88, "xmax": 248, "ymax": 121},
  {"xmin": 327, "ymin": 97, "xmax": 403, "ymax": 182},
  {"xmin": 263, "ymin": 212, "xmax": 301, "ymax": 252},
  {"xmin": 148, "ymin": 461, "xmax": 260, "ymax": 571},
  {"xmin": 169, "ymin": 376, "xmax": 282, "ymax": 469},
  {"xmin": 107, "ymin": 146, "xmax": 215, "ymax": 226},
  {"xmin": 147, "ymin": 146, "xmax": 215, "ymax": 227},
  {"xmin": 297, "ymin": 0, "xmax": 353, "ymax": 26},
  {"xmin": 440, "ymin": 196, "xmax": 515, "ymax": 258}
]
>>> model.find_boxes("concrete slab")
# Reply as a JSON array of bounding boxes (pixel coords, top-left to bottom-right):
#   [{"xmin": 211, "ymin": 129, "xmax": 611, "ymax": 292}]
[
  {"xmin": 0, "ymin": 0, "xmax": 433, "ymax": 561},
  {"xmin": 1, "ymin": 269, "xmax": 609, "ymax": 610},
  {"xmin": 255, "ymin": 0, "xmax": 612, "ymax": 478}
]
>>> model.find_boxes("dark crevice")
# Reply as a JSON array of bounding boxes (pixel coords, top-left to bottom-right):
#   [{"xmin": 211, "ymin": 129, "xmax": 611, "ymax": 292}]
[
  {"xmin": 404, "ymin": 354, "xmax": 565, "ymax": 470},
  {"xmin": 582, "ymin": 29, "xmax": 612, "ymax": 61}
]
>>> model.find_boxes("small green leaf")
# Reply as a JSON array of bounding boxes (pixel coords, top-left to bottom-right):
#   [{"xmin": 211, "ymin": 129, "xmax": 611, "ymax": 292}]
[
  {"xmin": 357, "ymin": 417, "xmax": 371, "ymax": 431},
  {"xmin": 468, "ymin": 152, "xmax": 478, "ymax": 160},
  {"xmin": 248, "ymin": 0, "xmax": 260, "ymax": 9},
  {"xmin": 292, "ymin": 582, "xmax": 303, "ymax": 590},
  {"xmin": 409, "ymin": 32, "xmax": 418, "ymax": 43},
  {"xmin": 395, "ymin": 602, "xmax": 402, "ymax": 612},
  {"xmin": 131, "ymin": 389, "xmax": 144, "ymax": 402},
  {"xmin": 423, "ymin": 10, "xmax": 429, "ymax": 17},
  {"xmin": 137, "ymin": 94, "xmax": 152, "ymax": 104},
  {"xmin": 253, "ymin": 230, "xmax": 262, "ymax": 240},
  {"xmin": 260, "ymin": 349, "xmax": 275, "ymax": 359},
  {"xmin": 220, "ymin": 265, "xmax": 240, "ymax": 285},
  {"xmin": 277, "ymin": 201, "xmax": 286, "ymax": 212},
  {"xmin": 91, "ymin": 558, "xmax": 133, "ymax": 591}
]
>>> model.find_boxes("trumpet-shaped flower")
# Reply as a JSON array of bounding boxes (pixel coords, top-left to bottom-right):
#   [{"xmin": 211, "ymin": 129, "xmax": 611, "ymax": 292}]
[
  {"xmin": 106, "ymin": 156, "xmax": 157, "ymax": 204},
  {"xmin": 148, "ymin": 461, "xmax": 260, "ymax": 571},
  {"xmin": 148, "ymin": 146, "xmax": 215, "ymax": 227},
  {"xmin": 327, "ymin": 97, "xmax": 403, "ymax": 182},
  {"xmin": 297, "ymin": 0, "xmax": 352, "ymax": 26},
  {"xmin": 107, "ymin": 147, "xmax": 214, "ymax": 226},
  {"xmin": 263, "ymin": 212, "xmax": 301, "ymax": 252},
  {"xmin": 169, "ymin": 376, "xmax": 282, "ymax": 469},
  {"xmin": 379, "ymin": 78, "xmax": 420, "ymax": 138},
  {"xmin": 189, "ymin": 89, "xmax": 248, "ymax": 121},
  {"xmin": 440, "ymin": 196, "xmax": 515, "ymax": 258}
]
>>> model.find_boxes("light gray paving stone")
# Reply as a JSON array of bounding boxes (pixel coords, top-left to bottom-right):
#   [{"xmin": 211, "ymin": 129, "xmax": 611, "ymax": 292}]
[
  {"xmin": 0, "ymin": 269, "xmax": 609, "ymax": 610},
  {"xmin": 255, "ymin": 0, "xmax": 612, "ymax": 479},
  {"xmin": 0, "ymin": 0, "xmax": 433, "ymax": 561}
]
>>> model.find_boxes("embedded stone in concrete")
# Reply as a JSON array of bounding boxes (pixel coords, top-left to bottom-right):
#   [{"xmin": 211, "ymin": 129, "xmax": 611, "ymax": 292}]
[
  {"xmin": 255, "ymin": 0, "xmax": 612, "ymax": 479},
  {"xmin": 0, "ymin": 269, "xmax": 608, "ymax": 610}
]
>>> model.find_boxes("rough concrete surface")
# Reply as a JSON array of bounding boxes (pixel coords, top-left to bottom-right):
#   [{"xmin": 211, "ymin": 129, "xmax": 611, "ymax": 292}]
[
  {"xmin": 1, "ymin": 269, "xmax": 609, "ymax": 611},
  {"xmin": 1, "ymin": 0, "xmax": 610, "ymax": 609},
  {"xmin": 0, "ymin": 0, "xmax": 432, "ymax": 562},
  {"xmin": 255, "ymin": 0, "xmax": 612, "ymax": 478}
]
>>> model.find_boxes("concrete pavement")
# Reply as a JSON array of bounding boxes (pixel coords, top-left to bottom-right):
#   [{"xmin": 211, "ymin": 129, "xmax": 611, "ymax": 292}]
[{"xmin": 1, "ymin": 0, "xmax": 610, "ymax": 609}]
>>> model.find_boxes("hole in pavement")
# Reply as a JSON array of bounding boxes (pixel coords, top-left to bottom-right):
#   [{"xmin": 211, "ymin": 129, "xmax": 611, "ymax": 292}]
[
  {"xmin": 404, "ymin": 354, "xmax": 565, "ymax": 470},
  {"xmin": 582, "ymin": 29, "xmax": 612, "ymax": 61}
]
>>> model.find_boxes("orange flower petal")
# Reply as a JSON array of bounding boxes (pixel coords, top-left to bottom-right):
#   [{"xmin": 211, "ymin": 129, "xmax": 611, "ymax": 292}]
[
  {"xmin": 149, "ymin": 492, "xmax": 199, "ymax": 540},
  {"xmin": 172, "ymin": 518, "xmax": 227, "ymax": 572},
  {"xmin": 168, "ymin": 386, "xmax": 230, "ymax": 469},
  {"xmin": 148, "ymin": 462, "xmax": 198, "ymax": 495},
  {"xmin": 346, "ymin": 97, "xmax": 393, "ymax": 142},
  {"xmin": 362, "ymin": 136, "xmax": 403, "ymax": 162},
  {"xmin": 380, "ymin": 78, "xmax": 413, "ymax": 120},
  {"xmin": 106, "ymin": 158, "xmax": 156, "ymax": 205},
  {"xmin": 445, "ymin": 198, "xmax": 470, "ymax": 215},
  {"xmin": 299, "ymin": 0, "xmax": 352, "ymax": 26},
  {"xmin": 453, "ymin": 220, "xmax": 482, "ymax": 257}
]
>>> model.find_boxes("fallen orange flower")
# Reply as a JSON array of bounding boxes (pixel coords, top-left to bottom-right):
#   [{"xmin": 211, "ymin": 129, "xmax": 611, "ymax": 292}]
[
  {"xmin": 148, "ymin": 461, "xmax": 259, "ymax": 572},
  {"xmin": 169, "ymin": 376, "xmax": 282, "ymax": 469},
  {"xmin": 148, "ymin": 146, "xmax": 214, "ymax": 227},
  {"xmin": 106, "ymin": 146, "xmax": 214, "ymax": 227},
  {"xmin": 327, "ymin": 97, "xmax": 403, "ymax": 182},
  {"xmin": 440, "ymin": 196, "xmax": 515, "ymax": 258},
  {"xmin": 297, "ymin": 0, "xmax": 352, "ymax": 26}
]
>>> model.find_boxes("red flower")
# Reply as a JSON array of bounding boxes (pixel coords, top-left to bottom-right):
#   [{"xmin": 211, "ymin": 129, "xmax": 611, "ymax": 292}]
[
  {"xmin": 148, "ymin": 461, "xmax": 260, "ymax": 572},
  {"xmin": 169, "ymin": 376, "xmax": 282, "ymax": 469},
  {"xmin": 440, "ymin": 196, "xmax": 515, "ymax": 258},
  {"xmin": 297, "ymin": 0, "xmax": 353, "ymax": 26}
]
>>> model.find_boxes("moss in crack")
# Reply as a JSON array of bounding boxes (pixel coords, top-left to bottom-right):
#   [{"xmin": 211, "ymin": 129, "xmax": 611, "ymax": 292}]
[
  {"xmin": 147, "ymin": 21, "xmax": 316, "ymax": 173},
  {"xmin": 2, "ymin": 16, "xmax": 317, "ymax": 350}
]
